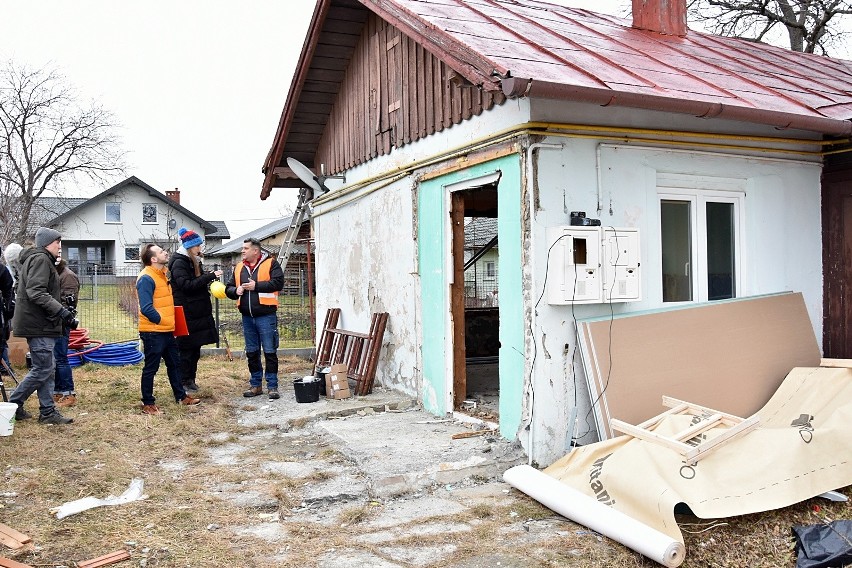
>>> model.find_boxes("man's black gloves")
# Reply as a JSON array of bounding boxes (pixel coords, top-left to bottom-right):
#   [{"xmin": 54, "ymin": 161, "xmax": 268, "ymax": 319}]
[{"xmin": 57, "ymin": 307, "xmax": 79, "ymax": 330}]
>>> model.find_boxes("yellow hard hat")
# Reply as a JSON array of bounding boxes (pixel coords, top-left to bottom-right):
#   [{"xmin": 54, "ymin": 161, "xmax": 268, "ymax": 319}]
[{"xmin": 210, "ymin": 281, "xmax": 227, "ymax": 300}]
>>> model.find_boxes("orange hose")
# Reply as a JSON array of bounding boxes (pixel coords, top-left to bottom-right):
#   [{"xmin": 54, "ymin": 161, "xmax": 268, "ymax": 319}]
[{"xmin": 68, "ymin": 328, "xmax": 105, "ymax": 356}]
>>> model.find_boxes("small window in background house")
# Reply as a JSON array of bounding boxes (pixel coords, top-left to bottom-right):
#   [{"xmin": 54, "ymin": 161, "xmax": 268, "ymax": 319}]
[
  {"xmin": 486, "ymin": 261, "xmax": 496, "ymax": 278},
  {"xmin": 105, "ymin": 203, "xmax": 121, "ymax": 223},
  {"xmin": 125, "ymin": 247, "xmax": 140, "ymax": 261},
  {"xmin": 142, "ymin": 203, "xmax": 158, "ymax": 223}
]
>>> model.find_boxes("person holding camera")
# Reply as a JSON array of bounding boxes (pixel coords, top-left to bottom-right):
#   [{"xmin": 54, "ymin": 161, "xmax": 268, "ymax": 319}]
[
  {"xmin": 53, "ymin": 259, "xmax": 80, "ymax": 407},
  {"xmin": 8, "ymin": 227, "xmax": 75, "ymax": 425}
]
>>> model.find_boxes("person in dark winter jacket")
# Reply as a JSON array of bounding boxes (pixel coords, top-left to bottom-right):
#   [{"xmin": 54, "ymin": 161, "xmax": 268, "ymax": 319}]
[
  {"xmin": 8, "ymin": 227, "xmax": 75, "ymax": 425},
  {"xmin": 0, "ymin": 247, "xmax": 14, "ymax": 374},
  {"xmin": 167, "ymin": 228, "xmax": 223, "ymax": 392},
  {"xmin": 53, "ymin": 259, "xmax": 80, "ymax": 407},
  {"xmin": 225, "ymin": 238, "xmax": 284, "ymax": 400}
]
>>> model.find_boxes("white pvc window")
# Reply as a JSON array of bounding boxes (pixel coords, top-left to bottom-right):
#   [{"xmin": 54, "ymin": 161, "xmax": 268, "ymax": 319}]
[
  {"xmin": 105, "ymin": 202, "xmax": 121, "ymax": 223},
  {"xmin": 659, "ymin": 189, "xmax": 744, "ymax": 303}
]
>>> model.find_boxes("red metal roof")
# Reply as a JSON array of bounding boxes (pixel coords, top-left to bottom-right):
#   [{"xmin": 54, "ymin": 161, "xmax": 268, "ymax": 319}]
[{"xmin": 361, "ymin": 0, "xmax": 852, "ymax": 134}]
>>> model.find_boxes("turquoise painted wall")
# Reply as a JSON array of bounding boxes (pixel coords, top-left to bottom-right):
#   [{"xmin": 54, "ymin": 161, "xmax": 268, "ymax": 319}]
[
  {"xmin": 418, "ymin": 175, "xmax": 448, "ymax": 415},
  {"xmin": 417, "ymin": 154, "xmax": 524, "ymax": 439},
  {"xmin": 495, "ymin": 155, "xmax": 523, "ymax": 439}
]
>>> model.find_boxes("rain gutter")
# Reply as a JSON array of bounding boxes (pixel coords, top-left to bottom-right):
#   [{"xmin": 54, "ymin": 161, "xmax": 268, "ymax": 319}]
[{"xmin": 502, "ymin": 77, "xmax": 852, "ymax": 138}]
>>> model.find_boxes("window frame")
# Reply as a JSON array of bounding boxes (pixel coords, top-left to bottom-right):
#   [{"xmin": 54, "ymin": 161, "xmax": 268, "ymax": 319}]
[
  {"xmin": 485, "ymin": 260, "xmax": 496, "ymax": 279},
  {"xmin": 658, "ymin": 187, "xmax": 745, "ymax": 304},
  {"xmin": 105, "ymin": 202, "xmax": 121, "ymax": 223},
  {"xmin": 142, "ymin": 203, "xmax": 158, "ymax": 224}
]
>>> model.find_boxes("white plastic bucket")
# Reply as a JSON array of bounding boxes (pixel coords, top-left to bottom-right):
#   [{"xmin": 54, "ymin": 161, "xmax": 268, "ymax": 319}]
[{"xmin": 0, "ymin": 402, "xmax": 17, "ymax": 436}]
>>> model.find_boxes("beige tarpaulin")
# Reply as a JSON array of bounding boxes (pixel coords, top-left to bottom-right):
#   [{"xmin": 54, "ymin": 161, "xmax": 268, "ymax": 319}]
[{"xmin": 542, "ymin": 366, "xmax": 852, "ymax": 543}]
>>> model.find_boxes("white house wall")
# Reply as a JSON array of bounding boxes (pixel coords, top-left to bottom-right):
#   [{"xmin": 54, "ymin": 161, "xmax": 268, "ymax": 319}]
[
  {"xmin": 311, "ymin": 100, "xmax": 529, "ymax": 396},
  {"xmin": 524, "ymin": 136, "xmax": 823, "ymax": 466}
]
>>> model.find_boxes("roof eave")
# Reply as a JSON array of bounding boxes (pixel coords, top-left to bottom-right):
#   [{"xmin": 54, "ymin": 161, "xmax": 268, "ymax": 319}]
[
  {"xmin": 260, "ymin": 0, "xmax": 505, "ymax": 200},
  {"xmin": 261, "ymin": 0, "xmax": 332, "ymax": 200},
  {"xmin": 502, "ymin": 77, "xmax": 852, "ymax": 137}
]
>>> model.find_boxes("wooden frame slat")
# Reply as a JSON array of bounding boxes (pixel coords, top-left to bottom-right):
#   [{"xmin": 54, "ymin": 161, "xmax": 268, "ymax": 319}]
[{"xmin": 611, "ymin": 397, "xmax": 760, "ymax": 464}]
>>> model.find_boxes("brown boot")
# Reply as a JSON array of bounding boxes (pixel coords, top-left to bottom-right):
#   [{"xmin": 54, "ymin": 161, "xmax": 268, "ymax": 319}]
[
  {"xmin": 56, "ymin": 394, "xmax": 77, "ymax": 408},
  {"xmin": 180, "ymin": 396, "xmax": 201, "ymax": 406},
  {"xmin": 53, "ymin": 393, "xmax": 62, "ymax": 403},
  {"xmin": 243, "ymin": 386, "xmax": 263, "ymax": 398},
  {"xmin": 141, "ymin": 404, "xmax": 161, "ymax": 415}
]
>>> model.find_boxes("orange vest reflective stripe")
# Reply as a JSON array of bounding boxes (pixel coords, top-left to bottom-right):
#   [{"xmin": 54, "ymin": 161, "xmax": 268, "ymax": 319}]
[
  {"xmin": 235, "ymin": 257, "xmax": 278, "ymax": 307},
  {"xmin": 136, "ymin": 266, "xmax": 176, "ymax": 332}
]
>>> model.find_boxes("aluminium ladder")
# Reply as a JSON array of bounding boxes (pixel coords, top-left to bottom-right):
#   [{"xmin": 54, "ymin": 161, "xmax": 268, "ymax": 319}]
[{"xmin": 276, "ymin": 186, "xmax": 310, "ymax": 271}]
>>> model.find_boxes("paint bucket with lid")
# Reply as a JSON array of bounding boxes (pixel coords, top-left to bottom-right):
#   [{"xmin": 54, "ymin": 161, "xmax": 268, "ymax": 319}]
[{"xmin": 0, "ymin": 402, "xmax": 17, "ymax": 436}]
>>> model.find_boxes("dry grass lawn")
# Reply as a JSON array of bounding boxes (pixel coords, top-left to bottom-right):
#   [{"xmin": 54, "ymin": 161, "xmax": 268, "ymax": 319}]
[{"xmin": 0, "ymin": 355, "xmax": 850, "ymax": 568}]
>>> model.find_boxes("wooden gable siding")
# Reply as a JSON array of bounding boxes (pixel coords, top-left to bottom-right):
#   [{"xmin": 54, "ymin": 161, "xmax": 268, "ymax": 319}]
[{"xmin": 315, "ymin": 13, "xmax": 506, "ymax": 175}]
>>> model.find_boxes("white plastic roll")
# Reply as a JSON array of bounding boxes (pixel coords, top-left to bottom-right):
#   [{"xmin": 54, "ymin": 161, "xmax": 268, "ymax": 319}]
[{"xmin": 503, "ymin": 465, "xmax": 685, "ymax": 567}]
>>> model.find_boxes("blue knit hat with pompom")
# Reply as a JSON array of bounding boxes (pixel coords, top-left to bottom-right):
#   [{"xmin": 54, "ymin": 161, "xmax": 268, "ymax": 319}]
[{"xmin": 178, "ymin": 227, "xmax": 203, "ymax": 249}]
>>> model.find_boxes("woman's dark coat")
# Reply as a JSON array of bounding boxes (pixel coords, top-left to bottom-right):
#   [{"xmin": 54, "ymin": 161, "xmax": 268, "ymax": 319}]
[{"xmin": 168, "ymin": 251, "xmax": 218, "ymax": 349}]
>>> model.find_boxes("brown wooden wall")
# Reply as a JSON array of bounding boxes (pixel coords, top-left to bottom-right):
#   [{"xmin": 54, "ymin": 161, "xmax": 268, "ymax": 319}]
[
  {"xmin": 822, "ymin": 151, "xmax": 852, "ymax": 357},
  {"xmin": 315, "ymin": 13, "xmax": 506, "ymax": 175}
]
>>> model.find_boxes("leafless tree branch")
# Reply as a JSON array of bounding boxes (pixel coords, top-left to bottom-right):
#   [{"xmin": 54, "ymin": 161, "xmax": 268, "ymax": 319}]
[
  {"xmin": 0, "ymin": 61, "xmax": 126, "ymax": 243},
  {"xmin": 687, "ymin": 0, "xmax": 852, "ymax": 54}
]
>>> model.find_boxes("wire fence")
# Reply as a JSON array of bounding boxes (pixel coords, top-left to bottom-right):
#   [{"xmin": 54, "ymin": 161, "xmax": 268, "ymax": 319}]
[{"xmin": 74, "ymin": 260, "xmax": 315, "ymax": 350}]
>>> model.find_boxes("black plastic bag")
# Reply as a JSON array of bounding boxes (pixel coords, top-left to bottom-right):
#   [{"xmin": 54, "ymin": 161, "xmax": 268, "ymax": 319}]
[{"xmin": 792, "ymin": 520, "xmax": 852, "ymax": 568}]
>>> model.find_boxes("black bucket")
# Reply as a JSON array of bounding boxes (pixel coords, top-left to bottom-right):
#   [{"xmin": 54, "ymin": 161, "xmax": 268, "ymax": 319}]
[
  {"xmin": 315, "ymin": 367, "xmax": 330, "ymax": 397},
  {"xmin": 293, "ymin": 377, "xmax": 321, "ymax": 403}
]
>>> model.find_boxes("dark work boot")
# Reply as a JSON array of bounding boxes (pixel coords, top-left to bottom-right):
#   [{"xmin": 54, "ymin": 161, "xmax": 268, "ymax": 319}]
[
  {"xmin": 183, "ymin": 380, "xmax": 199, "ymax": 393},
  {"xmin": 15, "ymin": 404, "xmax": 32, "ymax": 421},
  {"xmin": 243, "ymin": 386, "xmax": 263, "ymax": 398},
  {"xmin": 38, "ymin": 411, "xmax": 73, "ymax": 425}
]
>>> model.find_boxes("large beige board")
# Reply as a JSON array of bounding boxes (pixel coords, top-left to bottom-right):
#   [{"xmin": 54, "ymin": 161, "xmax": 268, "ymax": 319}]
[{"xmin": 578, "ymin": 293, "xmax": 820, "ymax": 439}]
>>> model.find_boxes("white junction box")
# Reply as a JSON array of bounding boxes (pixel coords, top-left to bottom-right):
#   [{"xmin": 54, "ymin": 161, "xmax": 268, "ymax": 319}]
[{"xmin": 546, "ymin": 226, "xmax": 641, "ymax": 304}]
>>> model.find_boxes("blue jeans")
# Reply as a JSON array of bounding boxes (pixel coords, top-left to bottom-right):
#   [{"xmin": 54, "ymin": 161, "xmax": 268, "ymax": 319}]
[
  {"xmin": 139, "ymin": 331, "xmax": 187, "ymax": 406},
  {"xmin": 9, "ymin": 337, "xmax": 58, "ymax": 416},
  {"xmin": 54, "ymin": 326, "xmax": 74, "ymax": 394},
  {"xmin": 242, "ymin": 313, "xmax": 279, "ymax": 389}
]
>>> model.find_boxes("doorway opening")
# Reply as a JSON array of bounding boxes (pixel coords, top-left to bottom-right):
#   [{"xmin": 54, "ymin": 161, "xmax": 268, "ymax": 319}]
[{"xmin": 451, "ymin": 183, "xmax": 499, "ymax": 424}]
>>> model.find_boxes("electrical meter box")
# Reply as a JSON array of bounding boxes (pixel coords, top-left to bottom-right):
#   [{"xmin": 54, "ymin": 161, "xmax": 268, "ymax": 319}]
[
  {"xmin": 602, "ymin": 228, "xmax": 641, "ymax": 302},
  {"xmin": 546, "ymin": 226, "xmax": 641, "ymax": 304}
]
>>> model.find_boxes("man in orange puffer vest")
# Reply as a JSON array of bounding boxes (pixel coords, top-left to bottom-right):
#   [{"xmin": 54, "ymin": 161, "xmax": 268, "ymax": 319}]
[{"xmin": 136, "ymin": 244, "xmax": 200, "ymax": 415}]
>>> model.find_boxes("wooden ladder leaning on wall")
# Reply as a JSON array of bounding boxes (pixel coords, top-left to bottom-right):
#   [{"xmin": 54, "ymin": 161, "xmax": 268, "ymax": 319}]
[{"xmin": 314, "ymin": 308, "xmax": 389, "ymax": 396}]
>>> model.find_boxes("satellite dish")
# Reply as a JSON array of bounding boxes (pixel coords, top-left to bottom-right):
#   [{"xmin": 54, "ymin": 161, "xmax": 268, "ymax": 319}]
[{"xmin": 287, "ymin": 157, "xmax": 325, "ymax": 194}]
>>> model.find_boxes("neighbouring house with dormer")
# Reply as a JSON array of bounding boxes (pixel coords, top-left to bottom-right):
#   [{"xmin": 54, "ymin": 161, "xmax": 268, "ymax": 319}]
[
  {"xmin": 260, "ymin": 0, "xmax": 852, "ymax": 465},
  {"xmin": 42, "ymin": 176, "xmax": 228, "ymax": 278}
]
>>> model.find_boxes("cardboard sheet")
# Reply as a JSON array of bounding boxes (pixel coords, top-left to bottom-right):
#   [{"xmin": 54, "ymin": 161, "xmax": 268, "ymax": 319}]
[
  {"xmin": 577, "ymin": 292, "xmax": 821, "ymax": 439},
  {"xmin": 543, "ymin": 366, "xmax": 852, "ymax": 543}
]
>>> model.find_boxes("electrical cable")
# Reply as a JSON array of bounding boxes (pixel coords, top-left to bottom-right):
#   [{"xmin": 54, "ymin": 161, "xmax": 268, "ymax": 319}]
[
  {"xmin": 69, "ymin": 340, "xmax": 143, "ymax": 367},
  {"xmin": 576, "ymin": 227, "xmax": 621, "ymax": 439},
  {"xmin": 530, "ymin": 234, "xmax": 572, "ymax": 437}
]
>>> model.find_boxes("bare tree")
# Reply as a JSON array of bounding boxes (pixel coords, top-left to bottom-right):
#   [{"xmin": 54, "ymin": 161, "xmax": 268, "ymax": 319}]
[
  {"xmin": 686, "ymin": 0, "xmax": 852, "ymax": 54},
  {"xmin": 0, "ymin": 61, "xmax": 125, "ymax": 243}
]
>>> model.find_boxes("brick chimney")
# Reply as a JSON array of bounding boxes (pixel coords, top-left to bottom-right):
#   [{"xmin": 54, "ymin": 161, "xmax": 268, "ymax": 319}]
[
  {"xmin": 166, "ymin": 188, "xmax": 181, "ymax": 204},
  {"xmin": 632, "ymin": 0, "xmax": 687, "ymax": 37}
]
